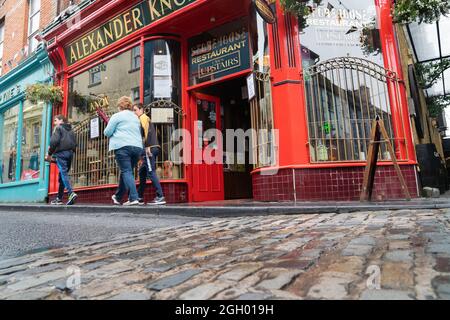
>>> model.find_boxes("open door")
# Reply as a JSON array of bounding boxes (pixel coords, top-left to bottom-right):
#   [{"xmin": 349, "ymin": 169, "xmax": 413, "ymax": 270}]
[{"xmin": 191, "ymin": 93, "xmax": 224, "ymax": 202}]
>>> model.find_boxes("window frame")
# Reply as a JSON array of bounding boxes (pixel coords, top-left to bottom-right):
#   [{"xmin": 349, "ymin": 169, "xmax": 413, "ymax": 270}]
[
  {"xmin": 27, "ymin": 0, "xmax": 41, "ymax": 54},
  {"xmin": 88, "ymin": 67, "xmax": 102, "ymax": 87},
  {"xmin": 130, "ymin": 46, "xmax": 141, "ymax": 73},
  {"xmin": 0, "ymin": 19, "xmax": 4, "ymax": 76}
]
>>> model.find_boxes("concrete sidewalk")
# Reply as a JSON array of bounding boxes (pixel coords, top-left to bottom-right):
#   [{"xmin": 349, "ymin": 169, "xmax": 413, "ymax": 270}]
[{"xmin": 1, "ymin": 198, "xmax": 450, "ymax": 217}]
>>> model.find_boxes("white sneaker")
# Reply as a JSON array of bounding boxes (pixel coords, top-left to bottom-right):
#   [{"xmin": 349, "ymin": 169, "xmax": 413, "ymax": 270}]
[
  {"xmin": 148, "ymin": 196, "xmax": 166, "ymax": 205},
  {"xmin": 112, "ymin": 195, "xmax": 121, "ymax": 205},
  {"xmin": 123, "ymin": 200, "xmax": 140, "ymax": 206}
]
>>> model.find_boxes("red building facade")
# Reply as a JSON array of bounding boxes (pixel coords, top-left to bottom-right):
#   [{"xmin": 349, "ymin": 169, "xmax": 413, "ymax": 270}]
[{"xmin": 42, "ymin": 0, "xmax": 420, "ymax": 204}]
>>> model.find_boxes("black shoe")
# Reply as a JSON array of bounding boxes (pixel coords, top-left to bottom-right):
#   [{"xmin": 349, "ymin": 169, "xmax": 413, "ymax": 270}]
[
  {"xmin": 138, "ymin": 198, "xmax": 145, "ymax": 206},
  {"xmin": 67, "ymin": 193, "xmax": 78, "ymax": 206}
]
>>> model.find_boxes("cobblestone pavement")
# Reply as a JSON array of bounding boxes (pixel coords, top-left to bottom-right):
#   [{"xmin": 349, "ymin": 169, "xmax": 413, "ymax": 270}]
[{"xmin": 0, "ymin": 209, "xmax": 449, "ymax": 300}]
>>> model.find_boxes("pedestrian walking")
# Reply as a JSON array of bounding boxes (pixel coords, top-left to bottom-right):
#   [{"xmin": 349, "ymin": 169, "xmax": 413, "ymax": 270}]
[
  {"xmin": 104, "ymin": 96, "xmax": 143, "ymax": 206},
  {"xmin": 46, "ymin": 115, "xmax": 78, "ymax": 205},
  {"xmin": 133, "ymin": 103, "xmax": 166, "ymax": 205}
]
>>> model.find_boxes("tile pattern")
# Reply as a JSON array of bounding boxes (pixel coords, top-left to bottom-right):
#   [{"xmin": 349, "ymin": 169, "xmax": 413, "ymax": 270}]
[
  {"xmin": 253, "ymin": 165, "xmax": 419, "ymax": 201},
  {"xmin": 50, "ymin": 182, "xmax": 188, "ymax": 204}
]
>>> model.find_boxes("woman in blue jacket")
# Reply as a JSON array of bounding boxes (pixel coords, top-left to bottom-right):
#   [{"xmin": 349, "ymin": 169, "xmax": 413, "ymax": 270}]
[{"xmin": 104, "ymin": 96, "xmax": 143, "ymax": 206}]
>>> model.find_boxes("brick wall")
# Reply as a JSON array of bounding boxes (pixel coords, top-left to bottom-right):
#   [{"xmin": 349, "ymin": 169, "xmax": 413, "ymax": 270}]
[{"xmin": 0, "ymin": 0, "xmax": 81, "ymax": 76}]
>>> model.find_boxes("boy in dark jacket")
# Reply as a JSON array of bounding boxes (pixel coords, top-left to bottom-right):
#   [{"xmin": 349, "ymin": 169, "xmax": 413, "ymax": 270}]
[{"xmin": 46, "ymin": 115, "xmax": 78, "ymax": 205}]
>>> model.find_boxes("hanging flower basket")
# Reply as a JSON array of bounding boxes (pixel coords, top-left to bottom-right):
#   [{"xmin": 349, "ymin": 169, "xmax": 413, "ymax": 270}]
[
  {"xmin": 25, "ymin": 83, "xmax": 64, "ymax": 105},
  {"xmin": 393, "ymin": 0, "xmax": 450, "ymax": 24}
]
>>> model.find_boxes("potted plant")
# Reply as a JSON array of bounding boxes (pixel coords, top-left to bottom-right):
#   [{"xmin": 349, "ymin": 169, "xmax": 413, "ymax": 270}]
[{"xmin": 25, "ymin": 83, "xmax": 63, "ymax": 104}]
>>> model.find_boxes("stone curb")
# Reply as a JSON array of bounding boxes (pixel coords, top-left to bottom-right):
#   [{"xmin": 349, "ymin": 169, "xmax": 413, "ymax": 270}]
[{"xmin": 0, "ymin": 200, "xmax": 449, "ymax": 218}]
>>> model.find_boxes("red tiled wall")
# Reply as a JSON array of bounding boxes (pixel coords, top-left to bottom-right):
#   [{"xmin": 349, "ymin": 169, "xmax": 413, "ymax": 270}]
[
  {"xmin": 252, "ymin": 165, "xmax": 419, "ymax": 202},
  {"xmin": 50, "ymin": 182, "xmax": 188, "ymax": 204}
]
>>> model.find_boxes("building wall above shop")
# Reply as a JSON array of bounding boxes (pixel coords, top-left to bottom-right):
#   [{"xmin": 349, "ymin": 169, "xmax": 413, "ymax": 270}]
[{"xmin": 0, "ymin": 0, "xmax": 81, "ymax": 77}]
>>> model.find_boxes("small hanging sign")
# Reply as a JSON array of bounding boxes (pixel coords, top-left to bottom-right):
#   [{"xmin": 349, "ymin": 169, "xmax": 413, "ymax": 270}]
[{"xmin": 253, "ymin": 0, "xmax": 276, "ymax": 24}]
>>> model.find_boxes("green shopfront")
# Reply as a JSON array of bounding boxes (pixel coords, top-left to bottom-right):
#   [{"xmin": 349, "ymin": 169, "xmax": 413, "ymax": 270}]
[{"xmin": 0, "ymin": 47, "xmax": 54, "ymax": 203}]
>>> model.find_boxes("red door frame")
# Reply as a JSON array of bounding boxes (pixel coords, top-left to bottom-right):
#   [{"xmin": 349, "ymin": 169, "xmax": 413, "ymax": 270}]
[{"xmin": 190, "ymin": 92, "xmax": 224, "ymax": 202}]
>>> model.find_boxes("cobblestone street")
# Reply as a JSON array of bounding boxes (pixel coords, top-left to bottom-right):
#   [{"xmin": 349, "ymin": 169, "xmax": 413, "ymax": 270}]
[{"xmin": 0, "ymin": 209, "xmax": 449, "ymax": 300}]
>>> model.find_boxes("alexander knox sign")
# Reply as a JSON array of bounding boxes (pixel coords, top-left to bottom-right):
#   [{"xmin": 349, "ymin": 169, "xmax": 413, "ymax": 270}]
[{"xmin": 65, "ymin": 0, "xmax": 196, "ymax": 66}]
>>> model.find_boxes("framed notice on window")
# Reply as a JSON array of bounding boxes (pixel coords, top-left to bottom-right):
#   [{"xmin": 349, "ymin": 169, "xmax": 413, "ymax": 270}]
[
  {"xmin": 151, "ymin": 108, "xmax": 174, "ymax": 124},
  {"xmin": 247, "ymin": 73, "xmax": 256, "ymax": 101},
  {"xmin": 90, "ymin": 117, "xmax": 100, "ymax": 139}
]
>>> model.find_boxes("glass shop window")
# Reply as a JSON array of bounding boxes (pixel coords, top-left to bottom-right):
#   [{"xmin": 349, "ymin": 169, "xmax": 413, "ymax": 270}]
[
  {"xmin": 0, "ymin": 105, "xmax": 20, "ymax": 184},
  {"xmin": 20, "ymin": 100, "xmax": 44, "ymax": 181},
  {"xmin": 131, "ymin": 46, "xmax": 141, "ymax": 71},
  {"xmin": 67, "ymin": 46, "xmax": 141, "ymax": 188},
  {"xmin": 300, "ymin": 0, "xmax": 401, "ymax": 162},
  {"xmin": 144, "ymin": 39, "xmax": 184, "ymax": 180},
  {"xmin": 249, "ymin": 6, "xmax": 275, "ymax": 168}
]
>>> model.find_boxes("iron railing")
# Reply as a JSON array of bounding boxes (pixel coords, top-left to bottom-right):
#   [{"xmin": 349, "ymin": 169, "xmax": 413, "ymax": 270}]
[{"xmin": 303, "ymin": 56, "xmax": 408, "ymax": 162}]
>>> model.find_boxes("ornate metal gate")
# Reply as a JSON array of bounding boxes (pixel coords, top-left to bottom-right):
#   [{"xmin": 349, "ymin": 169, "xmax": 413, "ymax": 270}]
[{"xmin": 303, "ymin": 57, "xmax": 408, "ymax": 163}]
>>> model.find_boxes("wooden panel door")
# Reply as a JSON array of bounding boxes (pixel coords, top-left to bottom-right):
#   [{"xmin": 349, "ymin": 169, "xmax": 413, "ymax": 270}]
[{"xmin": 191, "ymin": 93, "xmax": 224, "ymax": 202}]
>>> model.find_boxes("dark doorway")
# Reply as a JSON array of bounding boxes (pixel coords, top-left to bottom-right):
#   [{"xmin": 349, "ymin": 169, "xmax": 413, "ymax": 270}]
[{"xmin": 197, "ymin": 76, "xmax": 253, "ymax": 200}]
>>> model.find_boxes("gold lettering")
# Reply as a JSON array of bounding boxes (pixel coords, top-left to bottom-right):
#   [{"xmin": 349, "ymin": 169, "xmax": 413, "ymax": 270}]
[
  {"xmin": 75, "ymin": 41, "xmax": 84, "ymax": 60},
  {"xmin": 96, "ymin": 30, "xmax": 105, "ymax": 48},
  {"xmin": 123, "ymin": 12, "xmax": 133, "ymax": 34},
  {"xmin": 132, "ymin": 8, "xmax": 144, "ymax": 29},
  {"xmin": 148, "ymin": 0, "xmax": 161, "ymax": 21},
  {"xmin": 82, "ymin": 37, "xmax": 90, "ymax": 57},
  {"xmin": 104, "ymin": 24, "xmax": 115, "ymax": 43},
  {"xmin": 113, "ymin": 18, "xmax": 124, "ymax": 39},
  {"xmin": 160, "ymin": 0, "xmax": 172, "ymax": 15},
  {"xmin": 87, "ymin": 33, "xmax": 97, "ymax": 52},
  {"xmin": 70, "ymin": 47, "xmax": 77, "ymax": 64}
]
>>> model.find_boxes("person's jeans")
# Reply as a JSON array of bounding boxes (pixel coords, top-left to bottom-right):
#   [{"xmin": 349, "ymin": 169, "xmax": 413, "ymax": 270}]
[
  {"xmin": 138, "ymin": 147, "xmax": 164, "ymax": 199},
  {"xmin": 114, "ymin": 146, "xmax": 142, "ymax": 202},
  {"xmin": 55, "ymin": 150, "xmax": 74, "ymax": 199}
]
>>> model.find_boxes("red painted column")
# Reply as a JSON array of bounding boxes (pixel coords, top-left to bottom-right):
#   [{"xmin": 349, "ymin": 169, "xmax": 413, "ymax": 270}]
[
  {"xmin": 268, "ymin": 1, "xmax": 309, "ymax": 167},
  {"xmin": 376, "ymin": 0, "xmax": 416, "ymax": 161}
]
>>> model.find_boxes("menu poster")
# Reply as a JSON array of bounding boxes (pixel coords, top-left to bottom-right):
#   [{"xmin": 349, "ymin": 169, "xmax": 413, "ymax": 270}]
[
  {"xmin": 90, "ymin": 117, "xmax": 100, "ymax": 139},
  {"xmin": 151, "ymin": 108, "xmax": 174, "ymax": 124}
]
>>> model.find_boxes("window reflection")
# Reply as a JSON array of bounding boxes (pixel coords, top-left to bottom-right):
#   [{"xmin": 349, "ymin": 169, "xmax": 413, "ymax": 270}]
[
  {"xmin": 144, "ymin": 39, "xmax": 184, "ymax": 180},
  {"xmin": 0, "ymin": 105, "xmax": 19, "ymax": 184},
  {"xmin": 67, "ymin": 47, "xmax": 141, "ymax": 188},
  {"xmin": 68, "ymin": 46, "xmax": 141, "ymax": 125},
  {"xmin": 20, "ymin": 100, "xmax": 44, "ymax": 181},
  {"xmin": 301, "ymin": 0, "xmax": 398, "ymax": 162}
]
